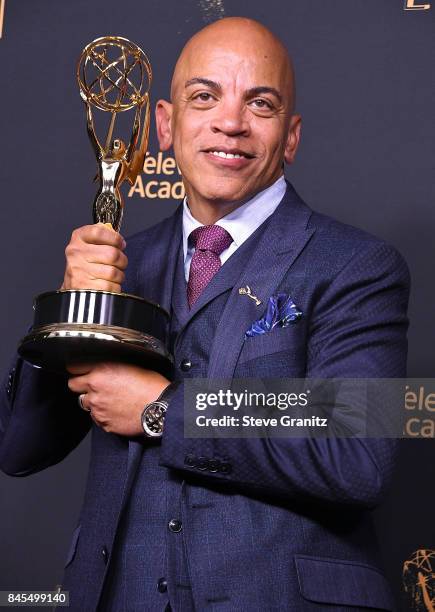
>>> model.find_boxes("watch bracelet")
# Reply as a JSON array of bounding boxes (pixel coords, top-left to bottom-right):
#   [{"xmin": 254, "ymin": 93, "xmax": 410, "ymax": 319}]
[{"xmin": 156, "ymin": 380, "xmax": 181, "ymax": 404}]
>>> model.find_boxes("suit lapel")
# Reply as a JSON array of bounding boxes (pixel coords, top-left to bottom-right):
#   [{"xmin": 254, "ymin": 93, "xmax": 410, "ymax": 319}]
[
  {"xmin": 171, "ymin": 246, "xmax": 190, "ymax": 325},
  {"xmin": 136, "ymin": 205, "xmax": 183, "ymax": 313},
  {"xmin": 207, "ymin": 184, "xmax": 315, "ymax": 379}
]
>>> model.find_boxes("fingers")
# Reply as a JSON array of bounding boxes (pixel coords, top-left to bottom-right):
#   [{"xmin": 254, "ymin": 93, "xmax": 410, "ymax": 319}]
[
  {"xmin": 84, "ymin": 243, "xmax": 128, "ymax": 270},
  {"xmin": 62, "ymin": 224, "xmax": 128, "ymax": 292},
  {"xmin": 68, "ymin": 374, "xmax": 89, "ymax": 394},
  {"xmin": 66, "ymin": 363, "xmax": 93, "ymax": 376},
  {"xmin": 67, "ymin": 362, "xmax": 110, "ymax": 391},
  {"xmin": 80, "ymin": 224, "xmax": 126, "ymax": 249},
  {"xmin": 87, "ymin": 262, "xmax": 126, "ymax": 285}
]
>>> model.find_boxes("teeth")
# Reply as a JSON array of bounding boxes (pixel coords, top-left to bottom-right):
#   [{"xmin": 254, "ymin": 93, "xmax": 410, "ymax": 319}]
[{"xmin": 211, "ymin": 151, "xmax": 244, "ymax": 159}]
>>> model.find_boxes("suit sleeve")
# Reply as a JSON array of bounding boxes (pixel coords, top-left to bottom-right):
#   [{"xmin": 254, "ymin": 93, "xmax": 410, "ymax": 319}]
[
  {"xmin": 0, "ymin": 239, "xmax": 144, "ymax": 477},
  {"xmin": 159, "ymin": 242, "xmax": 410, "ymax": 508},
  {"xmin": 0, "ymin": 356, "xmax": 91, "ymax": 476}
]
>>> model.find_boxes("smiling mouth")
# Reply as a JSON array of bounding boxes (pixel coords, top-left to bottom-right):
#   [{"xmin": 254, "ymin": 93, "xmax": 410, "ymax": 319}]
[{"xmin": 203, "ymin": 148, "xmax": 255, "ymax": 160}]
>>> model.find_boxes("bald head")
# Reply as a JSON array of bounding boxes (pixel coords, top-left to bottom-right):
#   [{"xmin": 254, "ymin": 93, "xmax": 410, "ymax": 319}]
[
  {"xmin": 155, "ymin": 16, "xmax": 301, "ymax": 221},
  {"xmin": 171, "ymin": 17, "xmax": 296, "ymax": 114}
]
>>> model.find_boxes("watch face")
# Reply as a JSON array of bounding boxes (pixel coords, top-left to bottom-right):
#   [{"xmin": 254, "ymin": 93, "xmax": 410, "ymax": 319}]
[{"xmin": 142, "ymin": 400, "xmax": 168, "ymax": 437}]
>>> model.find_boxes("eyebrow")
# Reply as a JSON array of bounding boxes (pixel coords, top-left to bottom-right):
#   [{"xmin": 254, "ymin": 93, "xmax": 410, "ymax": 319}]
[
  {"xmin": 185, "ymin": 77, "xmax": 222, "ymax": 91},
  {"xmin": 184, "ymin": 78, "xmax": 283, "ymax": 104}
]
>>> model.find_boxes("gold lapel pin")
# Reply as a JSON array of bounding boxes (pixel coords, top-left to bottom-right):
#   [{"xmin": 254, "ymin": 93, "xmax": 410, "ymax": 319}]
[{"xmin": 238, "ymin": 285, "xmax": 262, "ymax": 306}]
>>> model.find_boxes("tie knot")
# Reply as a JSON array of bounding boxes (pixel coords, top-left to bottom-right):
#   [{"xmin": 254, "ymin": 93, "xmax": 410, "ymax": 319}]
[{"xmin": 189, "ymin": 225, "xmax": 233, "ymax": 256}]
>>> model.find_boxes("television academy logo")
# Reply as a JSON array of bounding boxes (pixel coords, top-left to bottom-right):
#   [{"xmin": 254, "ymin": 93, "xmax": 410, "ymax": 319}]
[
  {"xmin": 404, "ymin": 0, "xmax": 431, "ymax": 8},
  {"xmin": 128, "ymin": 151, "xmax": 185, "ymax": 200}
]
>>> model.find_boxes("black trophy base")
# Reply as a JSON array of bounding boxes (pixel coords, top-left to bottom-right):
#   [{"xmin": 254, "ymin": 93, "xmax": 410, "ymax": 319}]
[{"xmin": 18, "ymin": 290, "xmax": 173, "ymax": 376}]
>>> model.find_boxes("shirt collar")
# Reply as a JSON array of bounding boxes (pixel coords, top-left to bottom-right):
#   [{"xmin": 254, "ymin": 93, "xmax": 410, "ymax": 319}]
[{"xmin": 182, "ymin": 175, "xmax": 286, "ymax": 259}]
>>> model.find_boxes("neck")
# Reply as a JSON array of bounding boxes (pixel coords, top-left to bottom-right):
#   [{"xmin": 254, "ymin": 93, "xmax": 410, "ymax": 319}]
[
  {"xmin": 185, "ymin": 175, "xmax": 284, "ymax": 225},
  {"xmin": 185, "ymin": 198, "xmax": 246, "ymax": 225}
]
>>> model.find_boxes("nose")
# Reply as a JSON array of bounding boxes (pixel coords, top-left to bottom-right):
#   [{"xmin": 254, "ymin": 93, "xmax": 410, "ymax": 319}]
[{"xmin": 210, "ymin": 98, "xmax": 249, "ymax": 137}]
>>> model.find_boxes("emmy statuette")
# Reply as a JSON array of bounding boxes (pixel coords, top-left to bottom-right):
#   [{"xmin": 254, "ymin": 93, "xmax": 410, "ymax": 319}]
[{"xmin": 18, "ymin": 37, "xmax": 172, "ymax": 376}]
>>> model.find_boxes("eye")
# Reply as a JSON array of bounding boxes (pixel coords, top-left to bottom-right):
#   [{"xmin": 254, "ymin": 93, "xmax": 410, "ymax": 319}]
[
  {"xmin": 193, "ymin": 92, "xmax": 215, "ymax": 102},
  {"xmin": 250, "ymin": 98, "xmax": 273, "ymax": 110}
]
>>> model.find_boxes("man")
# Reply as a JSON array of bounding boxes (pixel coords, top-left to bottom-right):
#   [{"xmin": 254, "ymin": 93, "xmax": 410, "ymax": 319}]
[{"xmin": 0, "ymin": 17, "xmax": 409, "ymax": 612}]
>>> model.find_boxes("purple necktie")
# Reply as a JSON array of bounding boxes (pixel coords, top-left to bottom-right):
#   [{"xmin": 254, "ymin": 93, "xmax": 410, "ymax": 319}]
[{"xmin": 187, "ymin": 225, "xmax": 233, "ymax": 307}]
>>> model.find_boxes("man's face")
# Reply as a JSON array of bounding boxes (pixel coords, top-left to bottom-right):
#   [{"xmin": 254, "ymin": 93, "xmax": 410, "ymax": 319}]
[{"xmin": 157, "ymin": 32, "xmax": 300, "ymax": 208}]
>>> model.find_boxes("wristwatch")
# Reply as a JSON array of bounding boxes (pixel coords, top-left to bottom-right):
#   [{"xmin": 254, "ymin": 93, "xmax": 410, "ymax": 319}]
[{"xmin": 141, "ymin": 381, "xmax": 180, "ymax": 438}]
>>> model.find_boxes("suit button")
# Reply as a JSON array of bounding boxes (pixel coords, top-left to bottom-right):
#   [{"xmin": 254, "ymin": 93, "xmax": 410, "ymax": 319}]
[
  {"xmin": 101, "ymin": 545, "xmax": 109, "ymax": 564},
  {"xmin": 157, "ymin": 578, "xmax": 168, "ymax": 593},
  {"xmin": 6, "ymin": 368, "xmax": 15, "ymax": 398},
  {"xmin": 180, "ymin": 358, "xmax": 192, "ymax": 372},
  {"xmin": 168, "ymin": 518, "xmax": 182, "ymax": 533},
  {"xmin": 220, "ymin": 462, "xmax": 232, "ymax": 475},
  {"xmin": 184, "ymin": 454, "xmax": 197, "ymax": 467},
  {"xmin": 197, "ymin": 456, "xmax": 208, "ymax": 471},
  {"xmin": 208, "ymin": 459, "xmax": 220, "ymax": 473}
]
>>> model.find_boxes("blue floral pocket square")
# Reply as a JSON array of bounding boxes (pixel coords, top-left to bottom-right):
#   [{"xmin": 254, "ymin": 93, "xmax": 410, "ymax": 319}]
[{"xmin": 245, "ymin": 293, "xmax": 302, "ymax": 338}]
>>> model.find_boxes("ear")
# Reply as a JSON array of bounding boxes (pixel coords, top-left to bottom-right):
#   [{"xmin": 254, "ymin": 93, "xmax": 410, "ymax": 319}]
[
  {"xmin": 284, "ymin": 114, "xmax": 302, "ymax": 165},
  {"xmin": 155, "ymin": 99, "xmax": 174, "ymax": 151}
]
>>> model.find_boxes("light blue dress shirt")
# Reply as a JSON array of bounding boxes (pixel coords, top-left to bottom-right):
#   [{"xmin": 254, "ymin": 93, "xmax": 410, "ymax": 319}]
[{"xmin": 182, "ymin": 175, "xmax": 287, "ymax": 282}]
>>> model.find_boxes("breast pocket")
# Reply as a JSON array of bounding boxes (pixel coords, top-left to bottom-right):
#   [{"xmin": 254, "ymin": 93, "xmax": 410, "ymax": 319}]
[{"xmin": 238, "ymin": 324, "xmax": 305, "ymax": 365}]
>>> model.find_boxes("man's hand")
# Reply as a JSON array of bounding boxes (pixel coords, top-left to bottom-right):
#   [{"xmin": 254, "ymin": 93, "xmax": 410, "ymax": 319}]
[
  {"xmin": 67, "ymin": 363, "xmax": 171, "ymax": 436},
  {"xmin": 61, "ymin": 224, "xmax": 128, "ymax": 292}
]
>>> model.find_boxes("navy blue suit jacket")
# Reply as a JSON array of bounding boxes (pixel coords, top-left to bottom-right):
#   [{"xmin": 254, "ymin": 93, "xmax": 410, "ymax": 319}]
[{"xmin": 0, "ymin": 183, "xmax": 410, "ymax": 611}]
